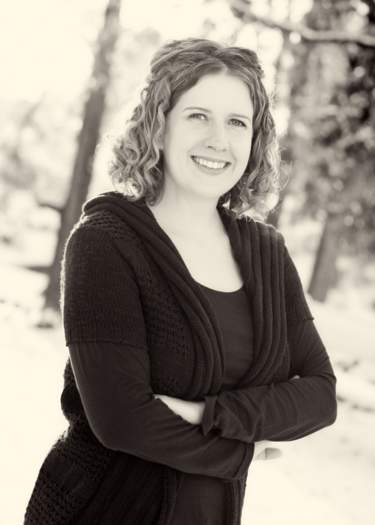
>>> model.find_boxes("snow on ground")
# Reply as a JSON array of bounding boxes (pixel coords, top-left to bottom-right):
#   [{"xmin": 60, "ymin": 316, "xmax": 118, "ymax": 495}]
[{"xmin": 1, "ymin": 223, "xmax": 375, "ymax": 525}]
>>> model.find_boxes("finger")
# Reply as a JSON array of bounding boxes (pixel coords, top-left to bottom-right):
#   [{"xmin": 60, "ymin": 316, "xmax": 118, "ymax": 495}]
[
  {"xmin": 265, "ymin": 447, "xmax": 283, "ymax": 460},
  {"xmin": 255, "ymin": 449, "xmax": 267, "ymax": 460}
]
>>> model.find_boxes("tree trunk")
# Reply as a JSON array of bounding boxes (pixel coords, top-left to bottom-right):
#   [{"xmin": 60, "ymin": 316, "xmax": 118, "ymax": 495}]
[
  {"xmin": 42, "ymin": 0, "xmax": 121, "ymax": 314},
  {"xmin": 308, "ymin": 211, "xmax": 343, "ymax": 302}
]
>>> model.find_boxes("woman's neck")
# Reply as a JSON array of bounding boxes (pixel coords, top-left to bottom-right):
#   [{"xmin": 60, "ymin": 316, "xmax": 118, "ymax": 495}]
[{"xmin": 148, "ymin": 198, "xmax": 226, "ymax": 241}]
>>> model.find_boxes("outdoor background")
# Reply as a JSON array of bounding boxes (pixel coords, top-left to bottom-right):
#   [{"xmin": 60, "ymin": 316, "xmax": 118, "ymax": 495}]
[{"xmin": 1, "ymin": 0, "xmax": 375, "ymax": 523}]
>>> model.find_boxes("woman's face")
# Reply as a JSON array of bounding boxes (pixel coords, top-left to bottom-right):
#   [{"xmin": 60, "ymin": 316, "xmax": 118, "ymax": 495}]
[{"xmin": 161, "ymin": 72, "xmax": 254, "ymax": 202}]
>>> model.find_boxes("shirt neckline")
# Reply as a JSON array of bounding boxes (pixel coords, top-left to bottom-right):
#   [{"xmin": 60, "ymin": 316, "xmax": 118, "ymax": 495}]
[{"xmin": 196, "ymin": 281, "xmax": 245, "ymax": 294}]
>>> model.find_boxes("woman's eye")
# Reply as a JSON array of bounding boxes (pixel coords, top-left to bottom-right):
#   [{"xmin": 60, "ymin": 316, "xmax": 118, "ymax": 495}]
[
  {"xmin": 229, "ymin": 118, "xmax": 247, "ymax": 128},
  {"xmin": 188, "ymin": 112, "xmax": 207, "ymax": 121},
  {"xmin": 187, "ymin": 114, "xmax": 247, "ymax": 128}
]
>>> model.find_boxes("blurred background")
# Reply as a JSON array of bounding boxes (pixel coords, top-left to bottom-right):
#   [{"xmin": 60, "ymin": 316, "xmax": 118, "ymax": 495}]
[{"xmin": 1, "ymin": 0, "xmax": 374, "ymax": 523}]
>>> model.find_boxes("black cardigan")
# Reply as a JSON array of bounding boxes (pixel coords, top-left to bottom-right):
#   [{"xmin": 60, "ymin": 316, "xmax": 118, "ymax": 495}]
[
  {"xmin": 24, "ymin": 191, "xmax": 337, "ymax": 525},
  {"xmin": 67, "ymin": 283, "xmax": 253, "ymax": 524}
]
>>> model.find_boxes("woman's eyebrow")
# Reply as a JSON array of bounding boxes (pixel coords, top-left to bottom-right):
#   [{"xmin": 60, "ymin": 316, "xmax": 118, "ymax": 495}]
[
  {"xmin": 183, "ymin": 106, "xmax": 252, "ymax": 122},
  {"xmin": 230, "ymin": 113, "xmax": 252, "ymax": 122}
]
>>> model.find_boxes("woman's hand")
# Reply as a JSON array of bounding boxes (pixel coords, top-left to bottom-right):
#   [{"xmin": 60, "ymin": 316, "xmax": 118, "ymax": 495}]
[
  {"xmin": 154, "ymin": 394, "xmax": 204, "ymax": 425},
  {"xmin": 253, "ymin": 440, "xmax": 283, "ymax": 460}
]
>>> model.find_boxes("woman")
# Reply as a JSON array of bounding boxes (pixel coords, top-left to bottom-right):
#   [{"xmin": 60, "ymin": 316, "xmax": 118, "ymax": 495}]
[{"xmin": 24, "ymin": 38, "xmax": 337, "ymax": 525}]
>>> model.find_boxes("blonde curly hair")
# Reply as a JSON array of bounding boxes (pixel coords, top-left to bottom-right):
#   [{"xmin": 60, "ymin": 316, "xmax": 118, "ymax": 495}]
[{"xmin": 109, "ymin": 38, "xmax": 282, "ymax": 220}]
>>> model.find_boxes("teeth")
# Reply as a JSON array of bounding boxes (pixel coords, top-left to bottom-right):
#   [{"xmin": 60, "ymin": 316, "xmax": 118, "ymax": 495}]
[{"xmin": 192, "ymin": 156, "xmax": 228, "ymax": 170}]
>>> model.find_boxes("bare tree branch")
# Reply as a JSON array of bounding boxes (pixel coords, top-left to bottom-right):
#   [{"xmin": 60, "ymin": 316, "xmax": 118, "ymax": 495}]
[
  {"xmin": 229, "ymin": 0, "xmax": 375, "ymax": 48},
  {"xmin": 35, "ymin": 199, "xmax": 63, "ymax": 214}
]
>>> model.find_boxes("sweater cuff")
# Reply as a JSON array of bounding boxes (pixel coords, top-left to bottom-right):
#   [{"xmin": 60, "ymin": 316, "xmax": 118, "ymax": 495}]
[{"xmin": 201, "ymin": 395, "xmax": 217, "ymax": 436}]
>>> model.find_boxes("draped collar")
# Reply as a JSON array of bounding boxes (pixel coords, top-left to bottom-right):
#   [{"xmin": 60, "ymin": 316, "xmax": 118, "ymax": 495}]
[{"xmin": 82, "ymin": 191, "xmax": 287, "ymax": 394}]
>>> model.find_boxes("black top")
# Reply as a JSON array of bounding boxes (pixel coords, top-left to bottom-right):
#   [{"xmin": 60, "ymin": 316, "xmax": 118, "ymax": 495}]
[{"xmin": 169, "ymin": 281, "xmax": 253, "ymax": 525}]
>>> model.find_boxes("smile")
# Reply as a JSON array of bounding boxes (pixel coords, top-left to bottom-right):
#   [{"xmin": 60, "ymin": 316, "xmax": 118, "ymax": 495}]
[{"xmin": 191, "ymin": 156, "xmax": 231, "ymax": 171}]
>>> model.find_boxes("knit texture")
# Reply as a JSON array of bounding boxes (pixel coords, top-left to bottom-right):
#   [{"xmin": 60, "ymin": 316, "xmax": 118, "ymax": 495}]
[{"xmin": 24, "ymin": 191, "xmax": 322, "ymax": 525}]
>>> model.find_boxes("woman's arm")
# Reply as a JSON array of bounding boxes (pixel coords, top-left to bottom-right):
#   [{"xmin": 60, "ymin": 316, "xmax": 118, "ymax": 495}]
[
  {"xmin": 64, "ymin": 226, "xmax": 254, "ymax": 480},
  {"xmin": 156, "ymin": 320, "xmax": 337, "ymax": 447},
  {"xmin": 198, "ymin": 245, "xmax": 337, "ymax": 444},
  {"xmin": 154, "ymin": 374, "xmax": 301, "ymax": 426},
  {"xmin": 153, "ymin": 394, "xmax": 285, "ymax": 461}
]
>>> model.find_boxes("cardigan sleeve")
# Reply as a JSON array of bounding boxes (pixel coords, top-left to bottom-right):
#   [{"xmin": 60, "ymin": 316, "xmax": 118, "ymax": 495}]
[
  {"xmin": 61, "ymin": 226, "xmax": 253, "ymax": 480},
  {"xmin": 200, "ymin": 243, "xmax": 337, "ymax": 443}
]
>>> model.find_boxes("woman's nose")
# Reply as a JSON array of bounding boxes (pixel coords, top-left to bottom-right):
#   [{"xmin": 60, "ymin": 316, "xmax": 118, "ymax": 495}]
[{"xmin": 204, "ymin": 122, "xmax": 229, "ymax": 151}]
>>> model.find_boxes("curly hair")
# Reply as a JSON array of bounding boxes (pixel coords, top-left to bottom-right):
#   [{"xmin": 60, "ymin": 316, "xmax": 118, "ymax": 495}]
[{"xmin": 109, "ymin": 38, "xmax": 283, "ymax": 220}]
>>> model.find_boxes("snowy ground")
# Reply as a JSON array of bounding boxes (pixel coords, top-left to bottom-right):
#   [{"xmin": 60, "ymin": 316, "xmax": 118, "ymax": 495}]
[{"xmin": 1, "ymin": 223, "xmax": 375, "ymax": 525}]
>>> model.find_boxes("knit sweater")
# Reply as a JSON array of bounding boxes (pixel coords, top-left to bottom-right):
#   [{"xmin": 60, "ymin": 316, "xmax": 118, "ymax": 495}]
[
  {"xmin": 24, "ymin": 191, "xmax": 337, "ymax": 525},
  {"xmin": 67, "ymin": 282, "xmax": 253, "ymax": 524}
]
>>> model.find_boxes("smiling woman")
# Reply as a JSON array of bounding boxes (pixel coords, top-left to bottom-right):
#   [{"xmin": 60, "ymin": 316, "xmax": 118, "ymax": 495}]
[
  {"xmin": 24, "ymin": 38, "xmax": 337, "ymax": 525},
  {"xmin": 110, "ymin": 38, "xmax": 282, "ymax": 223}
]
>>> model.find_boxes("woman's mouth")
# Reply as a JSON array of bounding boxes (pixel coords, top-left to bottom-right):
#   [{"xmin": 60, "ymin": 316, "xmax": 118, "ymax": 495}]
[{"xmin": 191, "ymin": 156, "xmax": 231, "ymax": 173}]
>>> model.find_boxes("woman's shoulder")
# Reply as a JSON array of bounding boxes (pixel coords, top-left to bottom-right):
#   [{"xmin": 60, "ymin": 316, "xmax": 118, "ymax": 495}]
[
  {"xmin": 63, "ymin": 211, "xmax": 139, "ymax": 287},
  {"xmin": 70, "ymin": 192, "xmax": 141, "ymax": 246},
  {"xmin": 236, "ymin": 213, "xmax": 286, "ymax": 247},
  {"xmin": 64, "ymin": 211, "xmax": 140, "ymax": 271}
]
